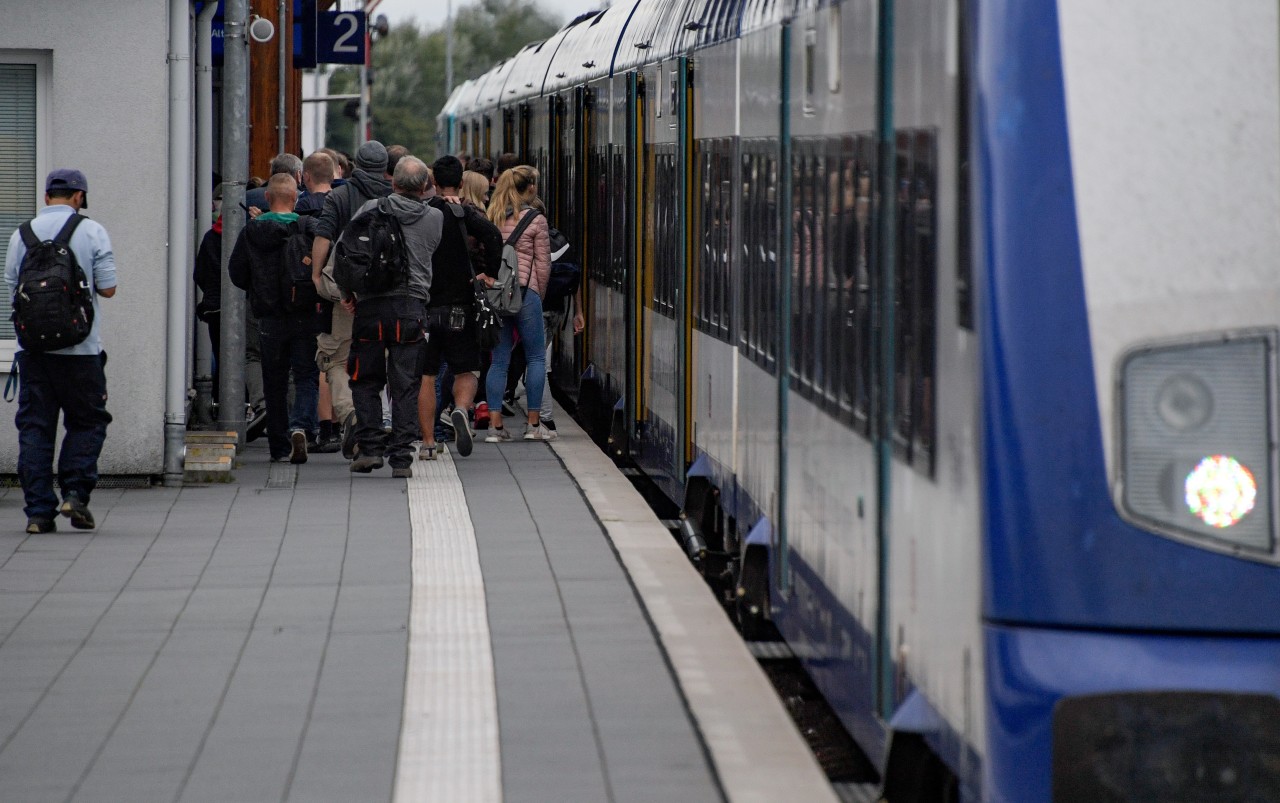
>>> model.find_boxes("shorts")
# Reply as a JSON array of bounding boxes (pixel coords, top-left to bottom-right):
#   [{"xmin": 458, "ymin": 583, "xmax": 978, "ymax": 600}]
[{"xmin": 421, "ymin": 304, "xmax": 481, "ymax": 375}]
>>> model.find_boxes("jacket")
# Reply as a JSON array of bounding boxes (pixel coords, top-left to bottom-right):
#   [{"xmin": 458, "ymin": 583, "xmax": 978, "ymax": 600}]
[
  {"xmin": 315, "ymin": 170, "xmax": 392, "ymax": 242},
  {"xmin": 227, "ymin": 211, "xmax": 303, "ymax": 318},
  {"xmin": 427, "ymin": 197, "xmax": 502, "ymax": 308},
  {"xmin": 193, "ymin": 216, "xmax": 222, "ymax": 319},
  {"xmin": 348, "ymin": 193, "xmax": 441, "ymax": 303},
  {"xmin": 498, "ymin": 206, "xmax": 550, "ymax": 297}
]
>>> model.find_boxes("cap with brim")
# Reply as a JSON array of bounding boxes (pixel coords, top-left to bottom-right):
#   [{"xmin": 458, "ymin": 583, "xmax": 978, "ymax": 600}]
[{"xmin": 46, "ymin": 168, "xmax": 89, "ymax": 209}]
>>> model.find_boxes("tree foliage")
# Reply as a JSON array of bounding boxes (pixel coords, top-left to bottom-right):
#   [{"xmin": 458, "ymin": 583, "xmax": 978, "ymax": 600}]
[{"xmin": 324, "ymin": 0, "xmax": 562, "ymax": 158}]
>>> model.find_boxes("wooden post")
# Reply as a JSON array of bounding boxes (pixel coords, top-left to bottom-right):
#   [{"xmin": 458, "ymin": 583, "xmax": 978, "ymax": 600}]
[{"xmin": 248, "ymin": 0, "xmax": 302, "ymax": 175}]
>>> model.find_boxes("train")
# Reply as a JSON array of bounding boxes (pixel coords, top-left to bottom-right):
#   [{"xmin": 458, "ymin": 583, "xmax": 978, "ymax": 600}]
[{"xmin": 437, "ymin": 0, "xmax": 1280, "ymax": 800}]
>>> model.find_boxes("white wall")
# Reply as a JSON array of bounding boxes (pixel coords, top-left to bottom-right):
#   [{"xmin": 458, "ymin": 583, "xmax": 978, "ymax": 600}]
[{"xmin": 0, "ymin": 1, "xmax": 171, "ymax": 474}]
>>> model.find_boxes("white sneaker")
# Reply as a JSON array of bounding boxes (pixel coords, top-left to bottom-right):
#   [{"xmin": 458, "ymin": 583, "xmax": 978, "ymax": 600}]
[
  {"xmin": 523, "ymin": 423, "xmax": 555, "ymax": 441},
  {"xmin": 484, "ymin": 426, "xmax": 513, "ymax": 443}
]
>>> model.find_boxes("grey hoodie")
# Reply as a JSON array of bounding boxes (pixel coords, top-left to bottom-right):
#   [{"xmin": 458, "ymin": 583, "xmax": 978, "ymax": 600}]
[{"xmin": 349, "ymin": 192, "xmax": 442, "ymax": 303}]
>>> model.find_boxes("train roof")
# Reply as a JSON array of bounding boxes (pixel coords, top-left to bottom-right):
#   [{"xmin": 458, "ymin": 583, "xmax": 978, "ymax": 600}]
[
  {"xmin": 450, "ymin": 0, "xmax": 757, "ymax": 117},
  {"xmin": 437, "ymin": 78, "xmax": 474, "ymax": 123},
  {"xmin": 543, "ymin": 1, "xmax": 640, "ymax": 92},
  {"xmin": 740, "ymin": 0, "xmax": 797, "ymax": 35}
]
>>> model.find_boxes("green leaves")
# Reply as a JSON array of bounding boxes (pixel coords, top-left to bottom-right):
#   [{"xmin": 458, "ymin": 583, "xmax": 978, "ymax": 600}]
[{"xmin": 322, "ymin": 0, "xmax": 562, "ymax": 157}]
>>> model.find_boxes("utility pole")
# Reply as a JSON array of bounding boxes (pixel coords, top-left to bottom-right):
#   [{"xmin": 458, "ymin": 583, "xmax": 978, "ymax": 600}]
[
  {"xmin": 219, "ymin": 0, "xmax": 250, "ymax": 442},
  {"xmin": 446, "ymin": 0, "xmax": 453, "ymax": 96}
]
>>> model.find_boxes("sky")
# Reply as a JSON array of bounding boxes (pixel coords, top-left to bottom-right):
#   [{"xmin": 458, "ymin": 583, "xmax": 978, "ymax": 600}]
[{"xmin": 365, "ymin": 0, "xmax": 603, "ymax": 31}]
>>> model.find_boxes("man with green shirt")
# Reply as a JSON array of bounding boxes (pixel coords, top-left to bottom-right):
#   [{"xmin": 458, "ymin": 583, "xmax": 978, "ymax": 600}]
[{"xmin": 228, "ymin": 173, "xmax": 320, "ymax": 464}]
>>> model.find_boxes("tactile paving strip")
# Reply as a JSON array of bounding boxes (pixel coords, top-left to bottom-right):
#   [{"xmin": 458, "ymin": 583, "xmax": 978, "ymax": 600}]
[{"xmin": 397, "ymin": 450, "xmax": 501, "ymax": 803}]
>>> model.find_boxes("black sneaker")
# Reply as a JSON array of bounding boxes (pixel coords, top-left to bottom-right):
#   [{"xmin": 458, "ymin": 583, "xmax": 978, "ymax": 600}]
[
  {"xmin": 350, "ymin": 455, "xmax": 384, "ymax": 473},
  {"xmin": 391, "ymin": 466, "xmax": 412, "ymax": 479},
  {"xmin": 311, "ymin": 434, "xmax": 341, "ymax": 454},
  {"xmin": 501, "ymin": 398, "xmax": 518, "ymax": 418},
  {"xmin": 25, "ymin": 517, "xmax": 55, "ymax": 534},
  {"xmin": 450, "ymin": 408, "xmax": 473, "ymax": 457},
  {"xmin": 59, "ymin": 493, "xmax": 95, "ymax": 530},
  {"xmin": 340, "ymin": 411, "xmax": 359, "ymax": 460},
  {"xmin": 289, "ymin": 430, "xmax": 308, "ymax": 464}
]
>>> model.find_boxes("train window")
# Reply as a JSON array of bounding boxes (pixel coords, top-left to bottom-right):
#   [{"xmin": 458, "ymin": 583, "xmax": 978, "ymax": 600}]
[
  {"xmin": 849, "ymin": 135, "xmax": 875, "ymax": 433},
  {"xmin": 893, "ymin": 129, "xmax": 938, "ymax": 471},
  {"xmin": 695, "ymin": 138, "xmax": 733, "ymax": 342},
  {"xmin": 653, "ymin": 144, "xmax": 678, "ymax": 317},
  {"xmin": 956, "ymin": 0, "xmax": 973, "ymax": 330},
  {"xmin": 803, "ymin": 28, "xmax": 817, "ymax": 116},
  {"xmin": 739, "ymin": 144, "xmax": 778, "ymax": 372},
  {"xmin": 827, "ymin": 7, "xmax": 841, "ymax": 95}
]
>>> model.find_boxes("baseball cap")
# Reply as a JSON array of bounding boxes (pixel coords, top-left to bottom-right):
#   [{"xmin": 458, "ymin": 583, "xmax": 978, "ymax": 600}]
[{"xmin": 46, "ymin": 168, "xmax": 89, "ymax": 208}]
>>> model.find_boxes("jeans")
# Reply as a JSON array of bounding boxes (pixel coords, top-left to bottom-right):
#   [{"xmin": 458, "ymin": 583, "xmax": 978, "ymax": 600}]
[
  {"xmin": 487, "ymin": 288, "xmax": 545, "ymax": 415},
  {"xmin": 259, "ymin": 315, "xmax": 320, "ymax": 459},
  {"xmin": 348, "ymin": 296, "xmax": 425, "ymax": 468},
  {"xmin": 14, "ymin": 350, "xmax": 112, "ymax": 519}
]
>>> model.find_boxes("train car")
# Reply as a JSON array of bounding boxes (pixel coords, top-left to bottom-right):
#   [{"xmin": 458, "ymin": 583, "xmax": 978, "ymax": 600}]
[{"xmin": 439, "ymin": 0, "xmax": 1280, "ymax": 799}]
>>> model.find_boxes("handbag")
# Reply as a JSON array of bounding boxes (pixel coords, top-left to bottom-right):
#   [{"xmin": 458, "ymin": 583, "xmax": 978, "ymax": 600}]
[{"xmin": 446, "ymin": 202, "xmax": 503, "ymax": 350}]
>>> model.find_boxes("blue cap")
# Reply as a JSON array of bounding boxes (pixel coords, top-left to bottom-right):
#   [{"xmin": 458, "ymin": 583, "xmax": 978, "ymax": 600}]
[{"xmin": 45, "ymin": 168, "xmax": 89, "ymax": 208}]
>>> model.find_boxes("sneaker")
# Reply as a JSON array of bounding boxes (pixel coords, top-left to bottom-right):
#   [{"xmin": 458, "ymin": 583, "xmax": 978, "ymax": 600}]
[
  {"xmin": 501, "ymin": 398, "xmax": 518, "ymax": 418},
  {"xmin": 59, "ymin": 492, "xmax": 95, "ymax": 530},
  {"xmin": 25, "ymin": 517, "xmax": 55, "ymax": 534},
  {"xmin": 450, "ymin": 408, "xmax": 473, "ymax": 457},
  {"xmin": 473, "ymin": 401, "xmax": 490, "ymax": 430},
  {"xmin": 523, "ymin": 423, "xmax": 556, "ymax": 442},
  {"xmin": 418, "ymin": 443, "xmax": 438, "ymax": 461},
  {"xmin": 484, "ymin": 426, "xmax": 512, "ymax": 443},
  {"xmin": 392, "ymin": 466, "xmax": 413, "ymax": 479},
  {"xmin": 350, "ymin": 455, "xmax": 385, "ymax": 473},
  {"xmin": 311, "ymin": 433, "xmax": 341, "ymax": 454},
  {"xmin": 439, "ymin": 405, "xmax": 455, "ymax": 428},
  {"xmin": 246, "ymin": 404, "xmax": 268, "ymax": 442},
  {"xmin": 289, "ymin": 430, "xmax": 308, "ymax": 464},
  {"xmin": 340, "ymin": 411, "xmax": 359, "ymax": 460}
]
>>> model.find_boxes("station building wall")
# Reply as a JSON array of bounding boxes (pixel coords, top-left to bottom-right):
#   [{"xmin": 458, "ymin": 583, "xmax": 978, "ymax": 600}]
[{"xmin": 0, "ymin": 1, "xmax": 171, "ymax": 475}]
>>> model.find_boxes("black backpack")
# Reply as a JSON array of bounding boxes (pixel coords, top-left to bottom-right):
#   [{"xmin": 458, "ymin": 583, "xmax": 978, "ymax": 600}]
[
  {"xmin": 11, "ymin": 214, "xmax": 94, "ymax": 352},
  {"xmin": 280, "ymin": 216, "xmax": 319, "ymax": 313},
  {"xmin": 542, "ymin": 225, "xmax": 581, "ymax": 314},
  {"xmin": 333, "ymin": 199, "xmax": 407, "ymax": 295}
]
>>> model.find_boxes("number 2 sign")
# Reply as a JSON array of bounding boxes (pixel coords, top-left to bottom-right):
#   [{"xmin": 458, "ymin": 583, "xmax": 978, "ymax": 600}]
[{"xmin": 317, "ymin": 10, "xmax": 366, "ymax": 65}]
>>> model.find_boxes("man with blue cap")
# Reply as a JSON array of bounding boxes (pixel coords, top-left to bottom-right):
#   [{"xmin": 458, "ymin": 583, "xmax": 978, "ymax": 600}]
[{"xmin": 4, "ymin": 168, "xmax": 117, "ymax": 534}]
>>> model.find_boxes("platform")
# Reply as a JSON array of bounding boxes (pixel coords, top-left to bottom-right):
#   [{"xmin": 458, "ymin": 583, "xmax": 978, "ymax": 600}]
[{"xmin": 0, "ymin": 414, "xmax": 835, "ymax": 802}]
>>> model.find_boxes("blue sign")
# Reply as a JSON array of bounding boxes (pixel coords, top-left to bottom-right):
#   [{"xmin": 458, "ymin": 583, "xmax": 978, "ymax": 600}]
[{"xmin": 317, "ymin": 10, "xmax": 366, "ymax": 65}]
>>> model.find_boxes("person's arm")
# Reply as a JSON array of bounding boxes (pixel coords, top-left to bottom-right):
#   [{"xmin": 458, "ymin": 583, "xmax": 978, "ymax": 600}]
[
  {"xmin": 531, "ymin": 216, "xmax": 551, "ymax": 293},
  {"xmin": 311, "ymin": 235, "xmax": 331, "ymax": 288},
  {"xmin": 90, "ymin": 223, "xmax": 117, "ymax": 299},
  {"xmin": 469, "ymin": 212, "xmax": 502, "ymax": 280},
  {"xmin": 4, "ymin": 230, "xmax": 22, "ymax": 303},
  {"xmin": 227, "ymin": 230, "xmax": 252, "ymax": 291}
]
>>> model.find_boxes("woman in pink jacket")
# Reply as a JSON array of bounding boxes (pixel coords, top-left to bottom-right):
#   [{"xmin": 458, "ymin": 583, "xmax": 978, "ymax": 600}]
[{"xmin": 483, "ymin": 165, "xmax": 553, "ymax": 441}]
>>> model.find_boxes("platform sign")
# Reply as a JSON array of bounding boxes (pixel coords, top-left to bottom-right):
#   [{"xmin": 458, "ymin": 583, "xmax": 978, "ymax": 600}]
[{"xmin": 316, "ymin": 10, "xmax": 366, "ymax": 65}]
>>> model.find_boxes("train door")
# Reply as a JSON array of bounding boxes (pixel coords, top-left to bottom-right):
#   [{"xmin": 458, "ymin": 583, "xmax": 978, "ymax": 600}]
[
  {"xmin": 518, "ymin": 102, "xmax": 531, "ymax": 164},
  {"xmin": 502, "ymin": 107, "xmax": 515, "ymax": 156},
  {"xmin": 626, "ymin": 70, "xmax": 645, "ymax": 456},
  {"xmin": 483, "ymin": 114, "xmax": 493, "ymax": 160}
]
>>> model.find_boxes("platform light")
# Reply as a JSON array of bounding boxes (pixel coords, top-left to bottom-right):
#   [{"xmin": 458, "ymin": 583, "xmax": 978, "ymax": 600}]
[{"xmin": 1118, "ymin": 331, "xmax": 1276, "ymax": 556}]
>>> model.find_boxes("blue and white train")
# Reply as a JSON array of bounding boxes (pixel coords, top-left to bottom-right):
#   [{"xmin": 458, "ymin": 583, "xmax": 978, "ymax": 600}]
[{"xmin": 439, "ymin": 0, "xmax": 1280, "ymax": 799}]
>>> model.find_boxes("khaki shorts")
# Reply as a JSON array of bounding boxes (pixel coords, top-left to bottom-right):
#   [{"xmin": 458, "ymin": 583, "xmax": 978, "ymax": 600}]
[{"xmin": 316, "ymin": 304, "xmax": 353, "ymax": 372}]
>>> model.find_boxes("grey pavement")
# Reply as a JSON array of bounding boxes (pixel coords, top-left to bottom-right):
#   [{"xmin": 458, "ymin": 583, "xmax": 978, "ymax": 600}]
[{"xmin": 0, "ymin": 432, "xmax": 725, "ymax": 803}]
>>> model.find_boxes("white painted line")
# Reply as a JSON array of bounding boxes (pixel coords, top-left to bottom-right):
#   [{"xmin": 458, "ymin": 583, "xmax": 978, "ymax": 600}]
[
  {"xmin": 549, "ymin": 417, "xmax": 838, "ymax": 803},
  {"xmin": 396, "ymin": 450, "xmax": 502, "ymax": 803}
]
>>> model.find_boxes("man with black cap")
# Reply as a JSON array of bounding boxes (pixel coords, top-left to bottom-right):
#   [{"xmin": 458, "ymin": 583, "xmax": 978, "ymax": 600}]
[
  {"xmin": 309, "ymin": 140, "xmax": 393, "ymax": 459},
  {"xmin": 4, "ymin": 169, "xmax": 117, "ymax": 534}
]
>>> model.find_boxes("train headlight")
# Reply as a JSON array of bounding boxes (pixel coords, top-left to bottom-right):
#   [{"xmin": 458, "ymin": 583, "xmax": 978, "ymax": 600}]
[{"xmin": 1117, "ymin": 331, "xmax": 1276, "ymax": 557}]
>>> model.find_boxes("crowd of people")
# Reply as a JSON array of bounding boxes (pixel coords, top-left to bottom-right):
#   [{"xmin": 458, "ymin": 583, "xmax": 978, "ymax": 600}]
[
  {"xmin": 4, "ymin": 142, "xmax": 582, "ymax": 534},
  {"xmin": 211, "ymin": 139, "xmax": 583, "ymax": 478}
]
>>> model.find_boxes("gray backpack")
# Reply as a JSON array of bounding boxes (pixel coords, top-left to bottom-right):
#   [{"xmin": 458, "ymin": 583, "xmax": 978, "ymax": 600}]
[{"xmin": 487, "ymin": 209, "xmax": 540, "ymax": 317}]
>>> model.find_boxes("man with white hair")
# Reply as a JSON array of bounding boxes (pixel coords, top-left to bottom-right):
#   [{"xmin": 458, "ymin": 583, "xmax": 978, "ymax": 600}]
[{"xmin": 341, "ymin": 156, "xmax": 442, "ymax": 478}]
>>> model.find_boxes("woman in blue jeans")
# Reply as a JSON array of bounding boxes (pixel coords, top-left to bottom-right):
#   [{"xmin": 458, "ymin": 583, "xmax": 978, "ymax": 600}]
[{"xmin": 482, "ymin": 166, "xmax": 553, "ymax": 441}]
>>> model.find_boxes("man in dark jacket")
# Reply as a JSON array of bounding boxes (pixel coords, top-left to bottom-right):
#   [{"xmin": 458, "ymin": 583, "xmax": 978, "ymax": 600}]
[
  {"xmin": 417, "ymin": 155, "xmax": 502, "ymax": 461},
  {"xmin": 341, "ymin": 156, "xmax": 442, "ymax": 478},
  {"xmin": 310, "ymin": 140, "xmax": 393, "ymax": 459},
  {"xmin": 229, "ymin": 174, "xmax": 320, "ymax": 464}
]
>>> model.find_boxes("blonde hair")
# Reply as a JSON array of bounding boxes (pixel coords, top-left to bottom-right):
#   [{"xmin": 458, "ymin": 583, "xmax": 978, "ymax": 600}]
[
  {"xmin": 460, "ymin": 170, "xmax": 488, "ymax": 207},
  {"xmin": 487, "ymin": 164, "xmax": 538, "ymax": 226}
]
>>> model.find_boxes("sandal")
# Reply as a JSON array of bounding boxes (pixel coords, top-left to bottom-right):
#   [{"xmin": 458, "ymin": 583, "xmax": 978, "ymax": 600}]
[{"xmin": 418, "ymin": 443, "xmax": 438, "ymax": 461}]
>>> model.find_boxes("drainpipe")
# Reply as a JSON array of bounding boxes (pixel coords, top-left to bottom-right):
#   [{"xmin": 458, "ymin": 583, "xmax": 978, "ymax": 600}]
[
  {"xmin": 165, "ymin": 0, "xmax": 194, "ymax": 486},
  {"xmin": 218, "ymin": 0, "xmax": 249, "ymax": 442},
  {"xmin": 278, "ymin": 0, "xmax": 287, "ymax": 153},
  {"xmin": 192, "ymin": 0, "xmax": 219, "ymax": 426}
]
